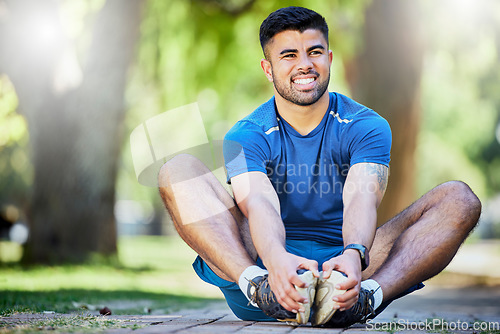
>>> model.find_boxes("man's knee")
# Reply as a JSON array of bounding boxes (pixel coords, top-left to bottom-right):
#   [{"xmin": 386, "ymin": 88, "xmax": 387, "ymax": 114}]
[
  {"xmin": 158, "ymin": 154, "xmax": 208, "ymax": 188},
  {"xmin": 440, "ymin": 181, "xmax": 482, "ymax": 228}
]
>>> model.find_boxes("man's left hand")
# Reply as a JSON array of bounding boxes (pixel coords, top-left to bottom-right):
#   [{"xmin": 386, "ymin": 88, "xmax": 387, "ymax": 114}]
[{"xmin": 321, "ymin": 249, "xmax": 362, "ymax": 311}]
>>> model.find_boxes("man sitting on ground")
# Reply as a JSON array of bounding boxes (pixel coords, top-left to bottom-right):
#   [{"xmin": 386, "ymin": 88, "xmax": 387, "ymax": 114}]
[{"xmin": 158, "ymin": 6, "xmax": 481, "ymax": 327}]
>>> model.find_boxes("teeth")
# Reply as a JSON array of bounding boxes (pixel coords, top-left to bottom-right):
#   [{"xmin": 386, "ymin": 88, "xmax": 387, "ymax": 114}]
[{"xmin": 294, "ymin": 78, "xmax": 315, "ymax": 85}]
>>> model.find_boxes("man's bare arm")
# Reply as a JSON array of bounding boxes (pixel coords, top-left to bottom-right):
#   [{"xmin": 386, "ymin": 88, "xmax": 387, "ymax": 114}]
[
  {"xmin": 231, "ymin": 171, "xmax": 285, "ymax": 260},
  {"xmin": 322, "ymin": 162, "xmax": 388, "ymax": 310},
  {"xmin": 231, "ymin": 171, "xmax": 319, "ymax": 312},
  {"xmin": 343, "ymin": 162, "xmax": 388, "ymax": 248}
]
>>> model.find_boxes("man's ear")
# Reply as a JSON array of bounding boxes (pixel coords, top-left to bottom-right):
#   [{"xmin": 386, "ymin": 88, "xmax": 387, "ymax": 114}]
[
  {"xmin": 260, "ymin": 59, "xmax": 273, "ymax": 82},
  {"xmin": 329, "ymin": 50, "xmax": 333, "ymax": 65}
]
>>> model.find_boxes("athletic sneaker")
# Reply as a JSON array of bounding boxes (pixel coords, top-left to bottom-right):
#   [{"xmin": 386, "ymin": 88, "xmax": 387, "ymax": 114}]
[
  {"xmin": 248, "ymin": 269, "xmax": 317, "ymax": 324},
  {"xmin": 312, "ymin": 270, "xmax": 348, "ymax": 326},
  {"xmin": 323, "ymin": 286, "xmax": 377, "ymax": 328}
]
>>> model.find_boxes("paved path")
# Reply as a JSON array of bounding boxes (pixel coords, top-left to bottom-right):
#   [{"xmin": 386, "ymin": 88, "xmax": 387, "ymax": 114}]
[{"xmin": 2, "ymin": 285, "xmax": 500, "ymax": 333}]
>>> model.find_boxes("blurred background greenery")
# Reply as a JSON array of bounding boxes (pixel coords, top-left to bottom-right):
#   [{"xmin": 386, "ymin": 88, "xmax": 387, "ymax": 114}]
[
  {"xmin": 0, "ymin": 236, "xmax": 222, "ymax": 315},
  {"xmin": 0, "ymin": 0, "xmax": 499, "ymax": 296}
]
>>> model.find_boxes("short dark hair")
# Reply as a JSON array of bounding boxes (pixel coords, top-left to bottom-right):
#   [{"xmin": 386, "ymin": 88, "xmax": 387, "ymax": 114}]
[{"xmin": 259, "ymin": 6, "xmax": 329, "ymax": 58}]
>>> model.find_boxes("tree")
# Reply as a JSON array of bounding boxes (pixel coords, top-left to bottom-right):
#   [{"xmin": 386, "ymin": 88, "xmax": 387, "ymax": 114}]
[
  {"xmin": 345, "ymin": 0, "xmax": 424, "ymax": 223},
  {"xmin": 0, "ymin": 0, "xmax": 145, "ymax": 263}
]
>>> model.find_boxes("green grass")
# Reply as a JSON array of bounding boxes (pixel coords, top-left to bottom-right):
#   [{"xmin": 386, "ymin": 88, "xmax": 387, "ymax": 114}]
[
  {"xmin": 1, "ymin": 313, "xmax": 146, "ymax": 332},
  {"xmin": 0, "ymin": 290, "xmax": 217, "ymax": 316},
  {"xmin": 0, "ymin": 236, "xmax": 223, "ymax": 318}
]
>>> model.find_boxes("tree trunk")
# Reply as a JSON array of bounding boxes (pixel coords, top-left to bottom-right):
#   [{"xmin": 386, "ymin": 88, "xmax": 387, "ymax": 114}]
[
  {"xmin": 345, "ymin": 0, "xmax": 424, "ymax": 224},
  {"xmin": 0, "ymin": 0, "xmax": 144, "ymax": 263}
]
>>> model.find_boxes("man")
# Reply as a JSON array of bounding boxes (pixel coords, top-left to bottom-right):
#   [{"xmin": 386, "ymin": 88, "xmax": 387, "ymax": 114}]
[{"xmin": 158, "ymin": 6, "xmax": 481, "ymax": 327}]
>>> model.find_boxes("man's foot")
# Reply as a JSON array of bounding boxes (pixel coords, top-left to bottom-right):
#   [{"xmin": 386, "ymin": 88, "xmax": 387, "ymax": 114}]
[
  {"xmin": 248, "ymin": 269, "xmax": 317, "ymax": 324},
  {"xmin": 322, "ymin": 286, "xmax": 377, "ymax": 328},
  {"xmin": 312, "ymin": 270, "xmax": 348, "ymax": 326}
]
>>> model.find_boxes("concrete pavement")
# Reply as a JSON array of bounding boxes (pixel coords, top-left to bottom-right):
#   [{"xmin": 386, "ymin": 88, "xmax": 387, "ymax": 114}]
[{"xmin": 2, "ymin": 284, "xmax": 499, "ymax": 333}]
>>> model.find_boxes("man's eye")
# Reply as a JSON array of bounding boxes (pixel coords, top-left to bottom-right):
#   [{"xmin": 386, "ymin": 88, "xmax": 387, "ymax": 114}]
[
  {"xmin": 283, "ymin": 54, "xmax": 295, "ymax": 58},
  {"xmin": 310, "ymin": 50, "xmax": 322, "ymax": 55}
]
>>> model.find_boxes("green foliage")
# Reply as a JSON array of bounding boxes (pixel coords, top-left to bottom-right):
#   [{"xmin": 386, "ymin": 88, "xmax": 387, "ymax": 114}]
[
  {"xmin": 416, "ymin": 0, "xmax": 500, "ymax": 198},
  {"xmin": 0, "ymin": 76, "xmax": 31, "ymax": 205}
]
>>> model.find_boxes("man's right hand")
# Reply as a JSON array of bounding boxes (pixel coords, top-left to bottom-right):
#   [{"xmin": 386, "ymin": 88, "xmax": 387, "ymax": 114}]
[
  {"xmin": 231, "ymin": 172, "xmax": 319, "ymax": 312},
  {"xmin": 264, "ymin": 250, "xmax": 319, "ymax": 313}
]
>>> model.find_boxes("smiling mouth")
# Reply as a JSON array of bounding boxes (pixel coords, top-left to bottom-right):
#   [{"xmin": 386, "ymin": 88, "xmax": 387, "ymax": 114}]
[{"xmin": 292, "ymin": 77, "xmax": 316, "ymax": 85}]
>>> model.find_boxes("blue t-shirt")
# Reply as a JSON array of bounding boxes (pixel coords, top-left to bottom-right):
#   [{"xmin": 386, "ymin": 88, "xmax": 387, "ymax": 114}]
[{"xmin": 223, "ymin": 92, "xmax": 392, "ymax": 245}]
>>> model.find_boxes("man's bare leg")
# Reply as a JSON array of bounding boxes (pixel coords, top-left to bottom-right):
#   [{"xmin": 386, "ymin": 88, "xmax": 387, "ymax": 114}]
[
  {"xmin": 364, "ymin": 181, "xmax": 481, "ymax": 301},
  {"xmin": 158, "ymin": 154, "xmax": 257, "ymax": 283}
]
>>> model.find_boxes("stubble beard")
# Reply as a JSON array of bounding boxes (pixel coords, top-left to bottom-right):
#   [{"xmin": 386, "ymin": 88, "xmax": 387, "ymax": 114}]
[{"xmin": 272, "ymin": 70, "xmax": 330, "ymax": 107}]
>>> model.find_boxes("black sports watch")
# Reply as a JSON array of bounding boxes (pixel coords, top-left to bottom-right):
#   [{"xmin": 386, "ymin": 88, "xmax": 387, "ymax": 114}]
[{"xmin": 342, "ymin": 244, "xmax": 369, "ymax": 271}]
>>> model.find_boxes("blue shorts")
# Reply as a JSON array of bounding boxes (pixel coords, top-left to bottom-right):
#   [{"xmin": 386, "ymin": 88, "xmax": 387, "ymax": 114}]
[{"xmin": 192, "ymin": 239, "xmax": 424, "ymax": 321}]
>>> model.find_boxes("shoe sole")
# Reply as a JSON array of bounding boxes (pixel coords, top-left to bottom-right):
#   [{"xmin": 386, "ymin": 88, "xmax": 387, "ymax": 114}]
[
  {"xmin": 294, "ymin": 270, "xmax": 318, "ymax": 324},
  {"xmin": 312, "ymin": 270, "xmax": 348, "ymax": 326}
]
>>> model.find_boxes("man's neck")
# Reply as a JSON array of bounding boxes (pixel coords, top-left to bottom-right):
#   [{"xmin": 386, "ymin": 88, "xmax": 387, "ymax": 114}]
[{"xmin": 275, "ymin": 91, "xmax": 330, "ymax": 136}]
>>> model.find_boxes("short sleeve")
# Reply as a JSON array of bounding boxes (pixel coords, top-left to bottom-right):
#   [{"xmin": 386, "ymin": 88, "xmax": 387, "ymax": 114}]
[
  {"xmin": 223, "ymin": 121, "xmax": 270, "ymax": 183},
  {"xmin": 342, "ymin": 110, "xmax": 392, "ymax": 167}
]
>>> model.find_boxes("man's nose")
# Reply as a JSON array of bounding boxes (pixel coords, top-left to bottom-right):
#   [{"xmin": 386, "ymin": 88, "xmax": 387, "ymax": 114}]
[{"xmin": 297, "ymin": 53, "xmax": 313, "ymax": 72}]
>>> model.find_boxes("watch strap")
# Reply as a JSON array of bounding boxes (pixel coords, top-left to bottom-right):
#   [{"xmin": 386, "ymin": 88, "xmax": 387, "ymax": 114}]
[{"xmin": 342, "ymin": 243, "xmax": 368, "ymax": 271}]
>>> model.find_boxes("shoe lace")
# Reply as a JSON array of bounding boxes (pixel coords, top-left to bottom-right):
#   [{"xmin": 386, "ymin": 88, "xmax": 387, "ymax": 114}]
[
  {"xmin": 351, "ymin": 287, "xmax": 377, "ymax": 322},
  {"xmin": 248, "ymin": 276, "xmax": 277, "ymax": 306},
  {"xmin": 260, "ymin": 278, "xmax": 277, "ymax": 305},
  {"xmin": 248, "ymin": 278, "xmax": 259, "ymax": 305}
]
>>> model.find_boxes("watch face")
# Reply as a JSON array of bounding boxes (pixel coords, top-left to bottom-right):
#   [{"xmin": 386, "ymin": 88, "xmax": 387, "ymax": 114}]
[{"xmin": 363, "ymin": 247, "xmax": 370, "ymax": 267}]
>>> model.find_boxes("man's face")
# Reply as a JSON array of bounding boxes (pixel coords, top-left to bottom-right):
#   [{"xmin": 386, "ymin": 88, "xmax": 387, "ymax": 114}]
[{"xmin": 261, "ymin": 29, "xmax": 332, "ymax": 106}]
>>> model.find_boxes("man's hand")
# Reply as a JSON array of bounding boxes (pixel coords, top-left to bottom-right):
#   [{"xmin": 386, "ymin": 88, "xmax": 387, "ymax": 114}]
[
  {"xmin": 265, "ymin": 251, "xmax": 319, "ymax": 313},
  {"xmin": 231, "ymin": 172, "xmax": 320, "ymax": 312},
  {"xmin": 321, "ymin": 250, "xmax": 362, "ymax": 311}
]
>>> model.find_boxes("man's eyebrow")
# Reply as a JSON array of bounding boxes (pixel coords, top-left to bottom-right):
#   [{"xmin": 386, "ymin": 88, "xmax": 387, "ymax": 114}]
[
  {"xmin": 307, "ymin": 44, "xmax": 326, "ymax": 52},
  {"xmin": 279, "ymin": 45, "xmax": 326, "ymax": 55},
  {"xmin": 279, "ymin": 48, "xmax": 298, "ymax": 55}
]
